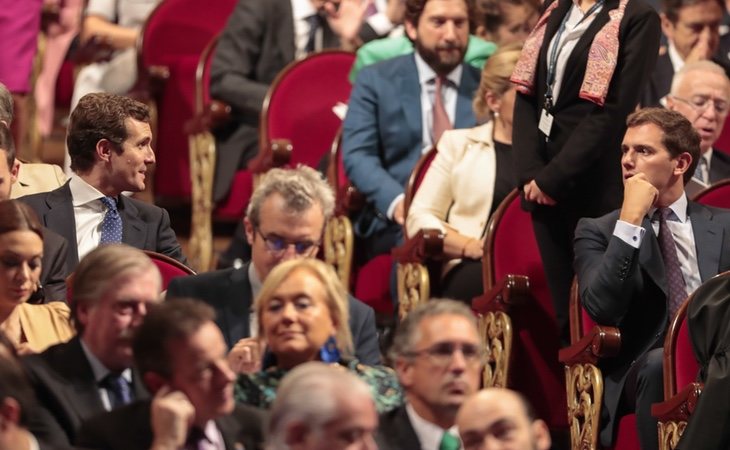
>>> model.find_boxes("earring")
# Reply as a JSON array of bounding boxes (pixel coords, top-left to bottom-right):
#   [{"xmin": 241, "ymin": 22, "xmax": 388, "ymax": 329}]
[{"xmin": 319, "ymin": 335, "xmax": 340, "ymax": 363}]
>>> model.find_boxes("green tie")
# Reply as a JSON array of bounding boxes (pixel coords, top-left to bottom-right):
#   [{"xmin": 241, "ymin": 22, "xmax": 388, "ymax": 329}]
[{"xmin": 439, "ymin": 432, "xmax": 461, "ymax": 450}]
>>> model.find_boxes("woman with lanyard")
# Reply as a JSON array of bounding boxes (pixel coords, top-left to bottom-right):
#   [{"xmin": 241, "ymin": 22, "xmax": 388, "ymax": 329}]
[{"xmin": 510, "ymin": 0, "xmax": 660, "ymax": 353}]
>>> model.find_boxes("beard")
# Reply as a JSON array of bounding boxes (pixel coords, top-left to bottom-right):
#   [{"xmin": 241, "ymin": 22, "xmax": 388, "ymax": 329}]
[{"xmin": 414, "ymin": 39, "xmax": 466, "ymax": 76}]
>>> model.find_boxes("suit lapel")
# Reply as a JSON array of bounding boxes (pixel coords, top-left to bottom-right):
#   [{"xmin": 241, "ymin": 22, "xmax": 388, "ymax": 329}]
[
  {"xmin": 392, "ymin": 407, "xmax": 422, "ymax": 450},
  {"xmin": 638, "ymin": 215, "xmax": 668, "ymax": 298},
  {"xmin": 398, "ymin": 56, "xmax": 423, "ymax": 145},
  {"xmin": 222, "ymin": 266, "xmax": 253, "ymax": 348},
  {"xmin": 689, "ymin": 202, "xmax": 723, "ymax": 282},
  {"xmin": 62, "ymin": 338, "xmax": 106, "ymax": 420},
  {"xmin": 118, "ymin": 196, "xmax": 147, "ymax": 250},
  {"xmin": 44, "ymin": 184, "xmax": 79, "ymax": 265}
]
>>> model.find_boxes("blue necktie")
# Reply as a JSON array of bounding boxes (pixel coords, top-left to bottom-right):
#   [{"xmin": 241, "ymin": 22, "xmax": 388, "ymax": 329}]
[
  {"xmin": 101, "ymin": 373, "xmax": 132, "ymax": 409},
  {"xmin": 99, "ymin": 196, "xmax": 122, "ymax": 244}
]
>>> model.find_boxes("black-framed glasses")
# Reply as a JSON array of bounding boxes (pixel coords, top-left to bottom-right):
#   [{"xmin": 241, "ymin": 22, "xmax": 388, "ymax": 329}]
[
  {"xmin": 670, "ymin": 94, "xmax": 729, "ymax": 115},
  {"xmin": 405, "ymin": 342, "xmax": 486, "ymax": 367},
  {"xmin": 255, "ymin": 228, "xmax": 320, "ymax": 256}
]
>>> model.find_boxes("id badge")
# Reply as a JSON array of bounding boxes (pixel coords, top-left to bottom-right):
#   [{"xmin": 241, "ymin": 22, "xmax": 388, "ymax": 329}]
[{"xmin": 539, "ymin": 108, "xmax": 553, "ymax": 138}]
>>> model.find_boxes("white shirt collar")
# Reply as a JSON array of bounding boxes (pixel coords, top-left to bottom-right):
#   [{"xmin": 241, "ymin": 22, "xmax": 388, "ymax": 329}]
[
  {"xmin": 291, "ymin": 0, "xmax": 317, "ymax": 21},
  {"xmin": 414, "ymin": 52, "xmax": 463, "ymax": 88},
  {"xmin": 649, "ymin": 193, "xmax": 689, "ymax": 224},
  {"xmin": 667, "ymin": 42, "xmax": 685, "ymax": 74},
  {"xmin": 69, "ymin": 175, "xmax": 108, "ymax": 208},
  {"xmin": 405, "ymin": 403, "xmax": 461, "ymax": 450}
]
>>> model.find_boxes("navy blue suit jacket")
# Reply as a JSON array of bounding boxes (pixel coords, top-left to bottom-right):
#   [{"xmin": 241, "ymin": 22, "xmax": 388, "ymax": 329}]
[{"xmin": 342, "ymin": 54, "xmax": 479, "ymax": 237}]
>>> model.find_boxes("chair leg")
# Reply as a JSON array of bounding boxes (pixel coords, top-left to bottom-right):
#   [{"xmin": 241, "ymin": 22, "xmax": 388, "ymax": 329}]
[
  {"xmin": 188, "ymin": 131, "xmax": 216, "ymax": 272},
  {"xmin": 396, "ymin": 262, "xmax": 430, "ymax": 320},
  {"xmin": 565, "ymin": 363, "xmax": 603, "ymax": 450},
  {"xmin": 478, "ymin": 311, "xmax": 512, "ymax": 388}
]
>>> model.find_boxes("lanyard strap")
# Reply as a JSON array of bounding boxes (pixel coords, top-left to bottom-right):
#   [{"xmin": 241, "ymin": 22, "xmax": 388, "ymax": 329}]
[{"xmin": 545, "ymin": 0, "xmax": 604, "ymax": 108}]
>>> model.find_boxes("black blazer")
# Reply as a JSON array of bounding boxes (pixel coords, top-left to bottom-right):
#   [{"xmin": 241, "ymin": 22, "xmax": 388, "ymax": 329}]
[
  {"xmin": 75, "ymin": 400, "xmax": 264, "ymax": 450},
  {"xmin": 39, "ymin": 227, "xmax": 70, "ymax": 302},
  {"xmin": 166, "ymin": 263, "xmax": 382, "ymax": 365},
  {"xmin": 22, "ymin": 337, "xmax": 149, "ymax": 446},
  {"xmin": 574, "ymin": 201, "xmax": 730, "ymax": 446},
  {"xmin": 375, "ymin": 406, "xmax": 422, "ymax": 450},
  {"xmin": 20, "ymin": 181, "xmax": 187, "ymax": 271},
  {"xmin": 513, "ymin": 0, "xmax": 661, "ymax": 217}
]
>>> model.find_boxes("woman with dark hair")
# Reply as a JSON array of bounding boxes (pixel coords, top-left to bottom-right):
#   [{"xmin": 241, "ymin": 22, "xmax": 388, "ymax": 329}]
[{"xmin": 0, "ymin": 199, "xmax": 73, "ymax": 354}]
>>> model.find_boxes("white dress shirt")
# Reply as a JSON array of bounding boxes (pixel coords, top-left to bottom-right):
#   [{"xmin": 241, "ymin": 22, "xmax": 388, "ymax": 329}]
[
  {"xmin": 405, "ymin": 403, "xmax": 462, "ymax": 450},
  {"xmin": 613, "ymin": 193, "xmax": 702, "ymax": 296},
  {"xmin": 69, "ymin": 176, "xmax": 117, "ymax": 262}
]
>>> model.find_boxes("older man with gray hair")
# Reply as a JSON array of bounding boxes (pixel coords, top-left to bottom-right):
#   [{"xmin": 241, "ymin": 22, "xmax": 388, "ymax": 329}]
[
  {"xmin": 666, "ymin": 60, "xmax": 730, "ymax": 186},
  {"xmin": 167, "ymin": 166, "xmax": 380, "ymax": 365},
  {"xmin": 266, "ymin": 362, "xmax": 378, "ymax": 450}
]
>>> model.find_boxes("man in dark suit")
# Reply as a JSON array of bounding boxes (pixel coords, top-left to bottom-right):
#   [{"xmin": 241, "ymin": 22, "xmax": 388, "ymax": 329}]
[
  {"xmin": 210, "ymin": 0, "xmax": 395, "ymax": 204},
  {"xmin": 377, "ymin": 300, "xmax": 482, "ymax": 450},
  {"xmin": 167, "ymin": 166, "xmax": 381, "ymax": 366},
  {"xmin": 641, "ymin": 0, "xmax": 730, "ymax": 107},
  {"xmin": 20, "ymin": 93, "xmax": 187, "ymax": 272},
  {"xmin": 76, "ymin": 299, "xmax": 264, "ymax": 450},
  {"xmin": 666, "ymin": 60, "xmax": 730, "ymax": 185},
  {"xmin": 23, "ymin": 245, "xmax": 163, "ymax": 446},
  {"xmin": 574, "ymin": 108, "xmax": 730, "ymax": 450},
  {"xmin": 343, "ymin": 0, "xmax": 479, "ymax": 257}
]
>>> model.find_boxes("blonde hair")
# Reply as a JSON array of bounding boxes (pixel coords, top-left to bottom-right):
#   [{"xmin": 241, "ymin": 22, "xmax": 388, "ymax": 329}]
[
  {"xmin": 473, "ymin": 43, "xmax": 523, "ymax": 120},
  {"xmin": 255, "ymin": 259, "xmax": 353, "ymax": 357}
]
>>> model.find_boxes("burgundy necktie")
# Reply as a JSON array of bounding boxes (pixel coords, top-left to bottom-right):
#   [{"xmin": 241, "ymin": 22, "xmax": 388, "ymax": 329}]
[
  {"xmin": 432, "ymin": 76, "xmax": 452, "ymax": 145},
  {"xmin": 655, "ymin": 207, "xmax": 688, "ymax": 319}
]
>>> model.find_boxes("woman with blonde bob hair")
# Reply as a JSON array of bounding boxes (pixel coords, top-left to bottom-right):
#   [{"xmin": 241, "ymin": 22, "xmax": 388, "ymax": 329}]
[{"xmin": 235, "ymin": 258, "xmax": 402, "ymax": 412}]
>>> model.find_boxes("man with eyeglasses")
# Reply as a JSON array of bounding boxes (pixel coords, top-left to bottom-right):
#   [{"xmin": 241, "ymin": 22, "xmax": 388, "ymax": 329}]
[
  {"xmin": 640, "ymin": 0, "xmax": 730, "ymax": 107},
  {"xmin": 666, "ymin": 60, "xmax": 730, "ymax": 187},
  {"xmin": 166, "ymin": 166, "xmax": 381, "ymax": 366},
  {"xmin": 377, "ymin": 300, "xmax": 482, "ymax": 450}
]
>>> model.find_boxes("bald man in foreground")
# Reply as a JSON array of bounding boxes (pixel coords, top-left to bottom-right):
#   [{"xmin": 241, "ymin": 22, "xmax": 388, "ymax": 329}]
[{"xmin": 456, "ymin": 388, "xmax": 551, "ymax": 450}]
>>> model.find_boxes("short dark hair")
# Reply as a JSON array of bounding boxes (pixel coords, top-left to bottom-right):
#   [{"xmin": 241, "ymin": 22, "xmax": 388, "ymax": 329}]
[
  {"xmin": 0, "ymin": 200, "xmax": 43, "ymax": 240},
  {"xmin": 67, "ymin": 93, "xmax": 150, "ymax": 173},
  {"xmin": 626, "ymin": 108, "xmax": 700, "ymax": 183},
  {"xmin": 405, "ymin": 0, "xmax": 475, "ymax": 34},
  {"xmin": 662, "ymin": 0, "xmax": 723, "ymax": 23},
  {"xmin": 133, "ymin": 298, "xmax": 216, "ymax": 379},
  {"xmin": 475, "ymin": 0, "xmax": 539, "ymax": 35},
  {"xmin": 0, "ymin": 82, "xmax": 12, "ymax": 125},
  {"xmin": 0, "ymin": 122, "xmax": 14, "ymax": 169},
  {"xmin": 0, "ymin": 355, "xmax": 36, "ymax": 427}
]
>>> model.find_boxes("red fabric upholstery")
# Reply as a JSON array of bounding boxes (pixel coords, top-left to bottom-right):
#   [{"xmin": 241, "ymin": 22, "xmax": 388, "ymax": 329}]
[
  {"xmin": 139, "ymin": 0, "xmax": 236, "ymax": 199},
  {"xmin": 674, "ymin": 311, "xmax": 698, "ymax": 389},
  {"xmin": 214, "ymin": 170, "xmax": 255, "ymax": 220},
  {"xmin": 610, "ymin": 414, "xmax": 641, "ymax": 450},
  {"xmin": 353, "ymin": 254, "xmax": 394, "ymax": 314},
  {"xmin": 54, "ymin": 60, "xmax": 74, "ymax": 108},
  {"xmin": 143, "ymin": 250, "xmax": 196, "ymax": 288},
  {"xmin": 713, "ymin": 114, "xmax": 730, "ymax": 154},
  {"xmin": 486, "ymin": 191, "xmax": 567, "ymax": 430},
  {"xmin": 693, "ymin": 180, "xmax": 730, "ymax": 208}
]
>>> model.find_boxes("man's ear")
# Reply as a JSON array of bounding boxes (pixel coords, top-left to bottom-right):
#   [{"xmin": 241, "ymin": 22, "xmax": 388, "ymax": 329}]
[
  {"xmin": 0, "ymin": 398, "xmax": 21, "ymax": 430},
  {"xmin": 244, "ymin": 217, "xmax": 255, "ymax": 246},
  {"xmin": 660, "ymin": 13, "xmax": 675, "ymax": 41},
  {"xmin": 675, "ymin": 152, "xmax": 693, "ymax": 176},
  {"xmin": 531, "ymin": 419, "xmax": 552, "ymax": 450},
  {"xmin": 10, "ymin": 159, "xmax": 19, "ymax": 185},
  {"xmin": 96, "ymin": 139, "xmax": 116, "ymax": 163},
  {"xmin": 405, "ymin": 19, "xmax": 418, "ymax": 41},
  {"xmin": 394, "ymin": 356, "xmax": 415, "ymax": 389}
]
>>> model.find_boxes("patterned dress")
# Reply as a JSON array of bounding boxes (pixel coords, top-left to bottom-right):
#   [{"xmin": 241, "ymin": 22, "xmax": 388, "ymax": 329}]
[{"xmin": 235, "ymin": 358, "xmax": 403, "ymax": 413}]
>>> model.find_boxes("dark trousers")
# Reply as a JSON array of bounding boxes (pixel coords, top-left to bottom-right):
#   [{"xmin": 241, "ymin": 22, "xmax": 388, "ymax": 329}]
[{"xmin": 622, "ymin": 347, "xmax": 664, "ymax": 450}]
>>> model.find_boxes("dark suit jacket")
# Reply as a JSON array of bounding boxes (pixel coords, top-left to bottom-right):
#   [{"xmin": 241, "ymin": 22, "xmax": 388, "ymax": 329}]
[
  {"xmin": 20, "ymin": 181, "xmax": 187, "ymax": 271},
  {"xmin": 22, "ymin": 337, "xmax": 149, "ymax": 446},
  {"xmin": 513, "ymin": 0, "xmax": 660, "ymax": 217},
  {"xmin": 209, "ymin": 0, "xmax": 383, "ymax": 202},
  {"xmin": 342, "ymin": 54, "xmax": 480, "ymax": 237},
  {"xmin": 574, "ymin": 201, "xmax": 730, "ymax": 446},
  {"xmin": 166, "ymin": 263, "xmax": 382, "ymax": 365},
  {"xmin": 640, "ymin": 34, "xmax": 730, "ymax": 108},
  {"xmin": 375, "ymin": 405, "xmax": 421, "ymax": 450},
  {"xmin": 39, "ymin": 227, "xmax": 70, "ymax": 302},
  {"xmin": 75, "ymin": 400, "xmax": 264, "ymax": 450},
  {"xmin": 710, "ymin": 149, "xmax": 730, "ymax": 183}
]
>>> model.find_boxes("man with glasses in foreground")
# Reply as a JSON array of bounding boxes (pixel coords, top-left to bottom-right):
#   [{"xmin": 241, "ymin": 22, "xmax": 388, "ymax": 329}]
[
  {"xmin": 666, "ymin": 60, "xmax": 730, "ymax": 188},
  {"xmin": 377, "ymin": 300, "xmax": 483, "ymax": 450},
  {"xmin": 166, "ymin": 166, "xmax": 381, "ymax": 366}
]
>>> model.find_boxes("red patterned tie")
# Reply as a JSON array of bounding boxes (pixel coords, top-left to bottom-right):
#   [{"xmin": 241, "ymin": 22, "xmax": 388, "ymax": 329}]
[
  {"xmin": 432, "ymin": 76, "xmax": 452, "ymax": 144},
  {"xmin": 656, "ymin": 207, "xmax": 688, "ymax": 319}
]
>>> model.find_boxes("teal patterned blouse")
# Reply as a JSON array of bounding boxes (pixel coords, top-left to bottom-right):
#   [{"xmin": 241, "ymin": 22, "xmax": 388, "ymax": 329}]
[{"xmin": 235, "ymin": 358, "xmax": 403, "ymax": 413}]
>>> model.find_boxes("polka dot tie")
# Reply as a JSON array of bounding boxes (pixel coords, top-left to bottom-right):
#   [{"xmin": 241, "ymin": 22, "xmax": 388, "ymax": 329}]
[
  {"xmin": 99, "ymin": 196, "xmax": 122, "ymax": 244},
  {"xmin": 655, "ymin": 207, "xmax": 688, "ymax": 319}
]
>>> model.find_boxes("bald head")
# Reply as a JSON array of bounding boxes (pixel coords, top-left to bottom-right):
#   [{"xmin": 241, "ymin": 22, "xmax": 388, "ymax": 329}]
[{"xmin": 456, "ymin": 389, "xmax": 551, "ymax": 450}]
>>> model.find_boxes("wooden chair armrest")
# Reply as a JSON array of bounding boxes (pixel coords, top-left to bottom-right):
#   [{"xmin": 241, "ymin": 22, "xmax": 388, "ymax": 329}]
[
  {"xmin": 185, "ymin": 100, "xmax": 233, "ymax": 134},
  {"xmin": 559, "ymin": 325, "xmax": 622, "ymax": 365},
  {"xmin": 247, "ymin": 139, "xmax": 293, "ymax": 174},
  {"xmin": 652, "ymin": 382, "xmax": 703, "ymax": 422},
  {"xmin": 472, "ymin": 275, "xmax": 530, "ymax": 313},
  {"xmin": 391, "ymin": 229, "xmax": 445, "ymax": 264}
]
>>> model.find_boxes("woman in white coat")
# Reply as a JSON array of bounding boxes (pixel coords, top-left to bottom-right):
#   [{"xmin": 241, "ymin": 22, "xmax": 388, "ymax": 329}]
[{"xmin": 405, "ymin": 44, "xmax": 521, "ymax": 303}]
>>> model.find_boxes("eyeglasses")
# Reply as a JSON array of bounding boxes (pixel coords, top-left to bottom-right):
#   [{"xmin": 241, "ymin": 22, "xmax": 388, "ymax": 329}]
[
  {"xmin": 405, "ymin": 342, "xmax": 486, "ymax": 367},
  {"xmin": 670, "ymin": 94, "xmax": 729, "ymax": 115},
  {"xmin": 255, "ymin": 228, "xmax": 320, "ymax": 256}
]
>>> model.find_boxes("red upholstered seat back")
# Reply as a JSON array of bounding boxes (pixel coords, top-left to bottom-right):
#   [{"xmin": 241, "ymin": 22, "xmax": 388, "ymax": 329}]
[
  {"xmin": 138, "ymin": 0, "xmax": 236, "ymax": 199},
  {"xmin": 713, "ymin": 114, "xmax": 730, "ymax": 154},
  {"xmin": 260, "ymin": 51, "xmax": 356, "ymax": 169},
  {"xmin": 403, "ymin": 148, "xmax": 437, "ymax": 233},
  {"xmin": 484, "ymin": 190, "xmax": 567, "ymax": 429},
  {"xmin": 674, "ymin": 309, "xmax": 698, "ymax": 389},
  {"xmin": 693, "ymin": 179, "xmax": 730, "ymax": 208},
  {"xmin": 144, "ymin": 251, "xmax": 196, "ymax": 287}
]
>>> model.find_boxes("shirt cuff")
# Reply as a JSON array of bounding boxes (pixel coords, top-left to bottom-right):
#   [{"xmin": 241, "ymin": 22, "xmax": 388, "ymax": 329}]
[
  {"xmin": 613, "ymin": 220, "xmax": 645, "ymax": 249},
  {"xmin": 386, "ymin": 193, "xmax": 405, "ymax": 220},
  {"xmin": 366, "ymin": 13, "xmax": 395, "ymax": 36}
]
